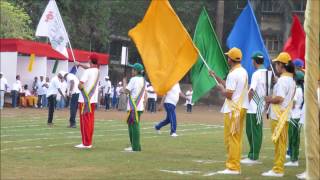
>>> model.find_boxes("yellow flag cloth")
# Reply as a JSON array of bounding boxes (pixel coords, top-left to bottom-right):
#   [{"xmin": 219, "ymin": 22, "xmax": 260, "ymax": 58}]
[
  {"xmin": 128, "ymin": 0, "xmax": 198, "ymax": 95},
  {"xmin": 28, "ymin": 54, "xmax": 35, "ymax": 72}
]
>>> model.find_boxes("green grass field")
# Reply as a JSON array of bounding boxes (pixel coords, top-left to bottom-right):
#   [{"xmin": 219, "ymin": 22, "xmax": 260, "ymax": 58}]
[{"xmin": 1, "ymin": 108, "xmax": 305, "ymax": 179}]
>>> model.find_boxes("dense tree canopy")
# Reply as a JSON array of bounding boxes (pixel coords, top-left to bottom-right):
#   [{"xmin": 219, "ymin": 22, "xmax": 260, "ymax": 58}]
[{"xmin": 0, "ymin": 1, "xmax": 33, "ymax": 39}]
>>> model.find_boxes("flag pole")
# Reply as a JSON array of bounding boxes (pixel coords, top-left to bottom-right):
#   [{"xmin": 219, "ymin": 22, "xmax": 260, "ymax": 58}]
[{"xmin": 198, "ymin": 51, "xmax": 220, "ymax": 85}]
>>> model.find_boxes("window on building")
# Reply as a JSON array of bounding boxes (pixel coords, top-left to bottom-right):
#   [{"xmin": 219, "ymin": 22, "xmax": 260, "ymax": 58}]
[
  {"xmin": 265, "ymin": 36, "xmax": 280, "ymax": 52},
  {"xmin": 236, "ymin": 0, "xmax": 247, "ymax": 10},
  {"xmin": 292, "ymin": 0, "xmax": 306, "ymax": 12},
  {"xmin": 261, "ymin": 0, "xmax": 281, "ymax": 13}
]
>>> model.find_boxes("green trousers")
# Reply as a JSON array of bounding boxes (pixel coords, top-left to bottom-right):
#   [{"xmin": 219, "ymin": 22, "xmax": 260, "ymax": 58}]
[
  {"xmin": 128, "ymin": 111, "xmax": 142, "ymax": 151},
  {"xmin": 246, "ymin": 113, "xmax": 263, "ymax": 160},
  {"xmin": 288, "ymin": 118, "xmax": 300, "ymax": 162}
]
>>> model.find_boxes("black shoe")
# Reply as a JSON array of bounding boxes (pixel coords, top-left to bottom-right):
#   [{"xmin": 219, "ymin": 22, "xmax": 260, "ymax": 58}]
[{"xmin": 68, "ymin": 125, "xmax": 76, "ymax": 128}]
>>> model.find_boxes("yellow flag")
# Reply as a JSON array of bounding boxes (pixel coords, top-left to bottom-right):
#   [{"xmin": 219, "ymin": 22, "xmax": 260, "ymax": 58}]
[
  {"xmin": 28, "ymin": 53, "xmax": 35, "ymax": 72},
  {"xmin": 129, "ymin": 0, "xmax": 198, "ymax": 95}
]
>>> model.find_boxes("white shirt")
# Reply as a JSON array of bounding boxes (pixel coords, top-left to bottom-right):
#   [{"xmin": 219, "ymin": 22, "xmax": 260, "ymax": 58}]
[
  {"xmin": 66, "ymin": 73, "xmax": 80, "ymax": 94},
  {"xmin": 78, "ymin": 68, "xmax": 99, "ymax": 103},
  {"xmin": 247, "ymin": 69, "xmax": 269, "ymax": 113},
  {"xmin": 116, "ymin": 86, "xmax": 122, "ymax": 97},
  {"xmin": 126, "ymin": 76, "xmax": 146, "ymax": 111},
  {"xmin": 46, "ymin": 76, "xmax": 61, "ymax": 97},
  {"xmin": 36, "ymin": 80, "xmax": 46, "ymax": 95},
  {"xmin": 270, "ymin": 74, "xmax": 296, "ymax": 120},
  {"xmin": 185, "ymin": 90, "xmax": 193, "ymax": 105},
  {"xmin": 104, "ymin": 80, "xmax": 112, "ymax": 95},
  {"xmin": 221, "ymin": 66, "xmax": 249, "ymax": 113},
  {"xmin": 291, "ymin": 86, "xmax": 303, "ymax": 119},
  {"xmin": 164, "ymin": 83, "xmax": 181, "ymax": 106},
  {"xmin": 0, "ymin": 77, "xmax": 8, "ymax": 91},
  {"xmin": 12, "ymin": 80, "xmax": 22, "ymax": 92},
  {"xmin": 23, "ymin": 89, "xmax": 32, "ymax": 96},
  {"xmin": 147, "ymin": 86, "xmax": 157, "ymax": 99}
]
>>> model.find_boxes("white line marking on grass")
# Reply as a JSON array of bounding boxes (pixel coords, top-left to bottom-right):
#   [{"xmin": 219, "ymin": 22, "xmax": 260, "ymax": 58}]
[
  {"xmin": 203, "ymin": 172, "xmax": 218, "ymax": 176},
  {"xmin": 160, "ymin": 170, "xmax": 201, "ymax": 175},
  {"xmin": 193, "ymin": 160, "xmax": 224, "ymax": 164},
  {"xmin": 1, "ymin": 126, "xmax": 217, "ymax": 143},
  {"xmin": 0, "ymin": 129, "xmax": 215, "ymax": 152}
]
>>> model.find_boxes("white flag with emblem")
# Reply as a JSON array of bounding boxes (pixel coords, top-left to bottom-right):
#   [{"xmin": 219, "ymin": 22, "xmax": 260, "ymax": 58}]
[{"xmin": 36, "ymin": 0, "xmax": 69, "ymax": 58}]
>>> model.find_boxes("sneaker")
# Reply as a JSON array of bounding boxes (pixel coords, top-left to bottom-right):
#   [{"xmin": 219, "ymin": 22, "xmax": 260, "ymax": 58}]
[
  {"xmin": 154, "ymin": 125, "xmax": 161, "ymax": 134},
  {"xmin": 296, "ymin": 171, "xmax": 306, "ymax": 179},
  {"xmin": 261, "ymin": 170, "xmax": 284, "ymax": 177},
  {"xmin": 284, "ymin": 161, "xmax": 299, "ymax": 167},
  {"xmin": 286, "ymin": 154, "xmax": 290, "ymax": 159},
  {"xmin": 74, "ymin": 144, "xmax": 92, "ymax": 149},
  {"xmin": 124, "ymin": 147, "xmax": 133, "ymax": 151},
  {"xmin": 47, "ymin": 123, "xmax": 54, "ymax": 128},
  {"xmin": 240, "ymin": 158, "xmax": 261, "ymax": 165},
  {"xmin": 68, "ymin": 125, "xmax": 76, "ymax": 128},
  {"xmin": 217, "ymin": 169, "xmax": 240, "ymax": 175},
  {"xmin": 171, "ymin": 133, "xmax": 178, "ymax": 137}
]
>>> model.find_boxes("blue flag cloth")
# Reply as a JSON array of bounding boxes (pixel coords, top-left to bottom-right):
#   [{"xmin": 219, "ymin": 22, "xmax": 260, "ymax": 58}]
[
  {"xmin": 227, "ymin": 2, "xmax": 270, "ymax": 84},
  {"xmin": 69, "ymin": 65, "xmax": 77, "ymax": 74}
]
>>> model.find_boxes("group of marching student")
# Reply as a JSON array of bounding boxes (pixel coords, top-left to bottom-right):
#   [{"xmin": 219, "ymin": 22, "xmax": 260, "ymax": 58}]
[{"xmin": 209, "ymin": 47, "xmax": 313, "ymax": 178}]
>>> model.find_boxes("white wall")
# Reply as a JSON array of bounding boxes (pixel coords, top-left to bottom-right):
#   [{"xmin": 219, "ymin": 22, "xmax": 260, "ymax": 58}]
[
  {"xmin": 99, "ymin": 65, "xmax": 109, "ymax": 84},
  {"xmin": 0, "ymin": 52, "xmax": 18, "ymax": 90},
  {"xmin": 17, "ymin": 56, "xmax": 47, "ymax": 89},
  {"xmin": 47, "ymin": 59, "xmax": 68, "ymax": 78}
]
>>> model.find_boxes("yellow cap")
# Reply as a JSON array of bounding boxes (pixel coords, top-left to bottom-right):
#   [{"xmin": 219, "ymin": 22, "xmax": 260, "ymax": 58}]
[
  {"xmin": 225, "ymin": 47, "xmax": 242, "ymax": 61},
  {"xmin": 272, "ymin": 52, "xmax": 291, "ymax": 64}
]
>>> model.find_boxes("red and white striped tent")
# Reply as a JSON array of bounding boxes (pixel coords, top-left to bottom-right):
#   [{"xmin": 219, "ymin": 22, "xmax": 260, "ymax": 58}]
[{"xmin": 0, "ymin": 38, "xmax": 109, "ymax": 89}]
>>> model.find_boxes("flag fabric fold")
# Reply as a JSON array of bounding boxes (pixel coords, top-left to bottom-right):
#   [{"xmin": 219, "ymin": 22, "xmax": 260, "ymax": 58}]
[
  {"xmin": 226, "ymin": 2, "xmax": 270, "ymax": 83},
  {"xmin": 36, "ymin": 0, "xmax": 69, "ymax": 58},
  {"xmin": 283, "ymin": 15, "xmax": 306, "ymax": 63},
  {"xmin": 190, "ymin": 8, "xmax": 229, "ymax": 103},
  {"xmin": 27, "ymin": 53, "xmax": 35, "ymax": 72},
  {"xmin": 128, "ymin": 0, "xmax": 199, "ymax": 95}
]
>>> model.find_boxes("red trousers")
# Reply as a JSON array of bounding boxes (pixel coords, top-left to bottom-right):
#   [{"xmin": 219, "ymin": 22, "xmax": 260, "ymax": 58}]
[{"xmin": 79, "ymin": 103, "xmax": 95, "ymax": 146}]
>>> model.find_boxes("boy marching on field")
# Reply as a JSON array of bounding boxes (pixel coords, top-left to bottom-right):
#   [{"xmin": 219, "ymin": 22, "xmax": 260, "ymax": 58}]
[
  {"xmin": 241, "ymin": 52, "xmax": 269, "ymax": 165},
  {"xmin": 123, "ymin": 63, "xmax": 146, "ymax": 152},
  {"xmin": 209, "ymin": 47, "xmax": 249, "ymax": 175}
]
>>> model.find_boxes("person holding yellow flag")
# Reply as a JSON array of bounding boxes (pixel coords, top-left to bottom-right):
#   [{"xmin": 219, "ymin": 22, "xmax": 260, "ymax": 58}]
[
  {"xmin": 262, "ymin": 52, "xmax": 296, "ymax": 177},
  {"xmin": 209, "ymin": 47, "xmax": 249, "ymax": 175}
]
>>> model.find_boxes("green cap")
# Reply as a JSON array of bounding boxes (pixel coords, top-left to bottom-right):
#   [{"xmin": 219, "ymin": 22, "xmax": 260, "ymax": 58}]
[
  {"xmin": 128, "ymin": 63, "xmax": 144, "ymax": 72},
  {"xmin": 295, "ymin": 70, "xmax": 304, "ymax": 81},
  {"xmin": 251, "ymin": 51, "xmax": 264, "ymax": 60}
]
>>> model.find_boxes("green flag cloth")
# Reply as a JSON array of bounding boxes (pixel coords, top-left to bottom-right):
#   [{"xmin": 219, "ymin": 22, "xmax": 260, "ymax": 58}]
[
  {"xmin": 52, "ymin": 60, "xmax": 59, "ymax": 74},
  {"xmin": 190, "ymin": 7, "xmax": 229, "ymax": 103}
]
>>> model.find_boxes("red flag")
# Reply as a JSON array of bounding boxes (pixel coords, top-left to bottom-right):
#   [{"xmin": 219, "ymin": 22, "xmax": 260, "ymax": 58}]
[{"xmin": 283, "ymin": 15, "xmax": 306, "ymax": 63}]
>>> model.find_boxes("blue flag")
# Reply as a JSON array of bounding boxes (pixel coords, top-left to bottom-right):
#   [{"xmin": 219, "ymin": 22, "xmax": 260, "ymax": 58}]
[
  {"xmin": 227, "ymin": 2, "xmax": 270, "ymax": 83},
  {"xmin": 69, "ymin": 65, "xmax": 77, "ymax": 75}
]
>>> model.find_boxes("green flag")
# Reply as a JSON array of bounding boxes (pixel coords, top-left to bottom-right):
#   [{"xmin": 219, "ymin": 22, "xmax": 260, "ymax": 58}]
[
  {"xmin": 190, "ymin": 8, "xmax": 229, "ymax": 103},
  {"xmin": 52, "ymin": 60, "xmax": 59, "ymax": 74}
]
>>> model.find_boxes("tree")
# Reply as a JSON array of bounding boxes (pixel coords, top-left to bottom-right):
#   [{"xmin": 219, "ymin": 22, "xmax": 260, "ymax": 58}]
[{"xmin": 0, "ymin": 1, "xmax": 33, "ymax": 39}]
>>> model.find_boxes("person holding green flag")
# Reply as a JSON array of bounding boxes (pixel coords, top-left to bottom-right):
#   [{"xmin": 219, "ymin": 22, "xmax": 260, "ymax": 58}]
[
  {"xmin": 123, "ymin": 63, "xmax": 146, "ymax": 152},
  {"xmin": 241, "ymin": 52, "xmax": 268, "ymax": 165}
]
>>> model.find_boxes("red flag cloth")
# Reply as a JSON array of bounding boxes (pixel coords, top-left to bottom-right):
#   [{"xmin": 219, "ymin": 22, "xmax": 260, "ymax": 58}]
[{"xmin": 283, "ymin": 15, "xmax": 306, "ymax": 64}]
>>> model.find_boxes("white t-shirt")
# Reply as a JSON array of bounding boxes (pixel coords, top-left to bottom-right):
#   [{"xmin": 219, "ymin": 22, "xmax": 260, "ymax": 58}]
[
  {"xmin": 221, "ymin": 66, "xmax": 249, "ymax": 113},
  {"xmin": 0, "ymin": 77, "xmax": 8, "ymax": 91},
  {"xmin": 291, "ymin": 86, "xmax": 303, "ymax": 119},
  {"xmin": 57, "ymin": 81, "xmax": 68, "ymax": 100},
  {"xmin": 12, "ymin": 80, "xmax": 22, "ymax": 92},
  {"xmin": 126, "ymin": 76, "xmax": 146, "ymax": 111},
  {"xmin": 147, "ymin": 86, "xmax": 157, "ymax": 99},
  {"xmin": 185, "ymin": 90, "xmax": 193, "ymax": 105},
  {"xmin": 270, "ymin": 74, "xmax": 296, "ymax": 120},
  {"xmin": 247, "ymin": 69, "xmax": 269, "ymax": 113},
  {"xmin": 36, "ymin": 80, "xmax": 46, "ymax": 95},
  {"xmin": 78, "ymin": 68, "xmax": 99, "ymax": 103},
  {"xmin": 116, "ymin": 86, "xmax": 122, "ymax": 97},
  {"xmin": 66, "ymin": 73, "xmax": 80, "ymax": 94},
  {"xmin": 164, "ymin": 83, "xmax": 181, "ymax": 106},
  {"xmin": 104, "ymin": 80, "xmax": 112, "ymax": 95},
  {"xmin": 46, "ymin": 76, "xmax": 61, "ymax": 97}
]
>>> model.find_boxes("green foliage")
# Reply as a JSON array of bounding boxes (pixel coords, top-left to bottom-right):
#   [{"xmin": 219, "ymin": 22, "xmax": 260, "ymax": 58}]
[{"xmin": 0, "ymin": 1, "xmax": 33, "ymax": 39}]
